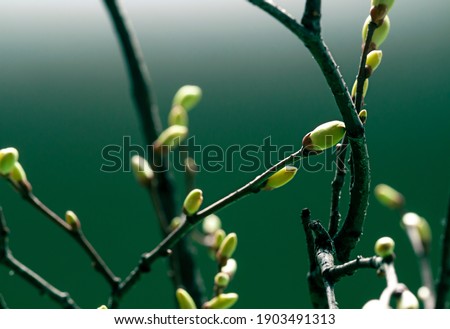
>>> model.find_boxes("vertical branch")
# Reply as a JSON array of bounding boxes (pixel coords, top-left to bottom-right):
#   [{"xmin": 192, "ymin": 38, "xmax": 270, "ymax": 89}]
[
  {"xmin": 0, "ymin": 207, "xmax": 79, "ymax": 309},
  {"xmin": 102, "ymin": 0, "xmax": 205, "ymax": 306},
  {"xmin": 301, "ymin": 0, "xmax": 321, "ymax": 34},
  {"xmin": 436, "ymin": 197, "xmax": 450, "ymax": 308}
]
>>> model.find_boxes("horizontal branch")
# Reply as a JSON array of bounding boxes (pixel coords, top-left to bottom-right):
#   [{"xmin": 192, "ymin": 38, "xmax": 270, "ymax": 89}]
[{"xmin": 325, "ymin": 255, "xmax": 382, "ymax": 282}]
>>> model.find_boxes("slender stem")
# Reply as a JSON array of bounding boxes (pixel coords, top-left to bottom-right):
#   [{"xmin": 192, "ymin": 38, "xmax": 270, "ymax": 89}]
[
  {"xmin": 9, "ymin": 181, "xmax": 120, "ymax": 289},
  {"xmin": 109, "ymin": 148, "xmax": 306, "ymax": 305},
  {"xmin": 379, "ymin": 261, "xmax": 398, "ymax": 306},
  {"xmin": 0, "ymin": 294, "xmax": 7, "ymax": 309},
  {"xmin": 0, "ymin": 207, "xmax": 79, "ymax": 308},
  {"xmin": 102, "ymin": 0, "xmax": 205, "ymax": 306},
  {"xmin": 328, "ymin": 141, "xmax": 348, "ymax": 237},
  {"xmin": 436, "ymin": 197, "xmax": 450, "ymax": 308}
]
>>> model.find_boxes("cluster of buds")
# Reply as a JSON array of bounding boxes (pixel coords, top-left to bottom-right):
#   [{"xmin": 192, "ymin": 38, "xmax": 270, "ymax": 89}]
[{"xmin": 0, "ymin": 147, "xmax": 32, "ymax": 192}]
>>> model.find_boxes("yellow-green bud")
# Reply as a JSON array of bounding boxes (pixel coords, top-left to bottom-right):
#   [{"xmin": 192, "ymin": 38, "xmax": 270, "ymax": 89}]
[
  {"xmin": 170, "ymin": 217, "xmax": 182, "ymax": 231},
  {"xmin": 214, "ymin": 272, "xmax": 230, "ymax": 288},
  {"xmin": 202, "ymin": 214, "xmax": 222, "ymax": 235},
  {"xmin": 176, "ymin": 288, "xmax": 197, "ymax": 309},
  {"xmin": 374, "ymin": 236, "xmax": 395, "ymax": 258},
  {"xmin": 221, "ymin": 258, "xmax": 238, "ymax": 278},
  {"xmin": 168, "ymin": 105, "xmax": 188, "ymax": 127},
  {"xmin": 302, "ymin": 121, "xmax": 346, "ymax": 151},
  {"xmin": 213, "ymin": 229, "xmax": 226, "ymax": 250},
  {"xmin": 97, "ymin": 305, "xmax": 108, "ymax": 309},
  {"xmin": 184, "ymin": 157, "xmax": 198, "ymax": 173},
  {"xmin": 402, "ymin": 212, "xmax": 421, "ymax": 228},
  {"xmin": 362, "ymin": 15, "xmax": 391, "ymax": 49},
  {"xmin": 203, "ymin": 293, "xmax": 238, "ymax": 309},
  {"xmin": 417, "ymin": 217, "xmax": 432, "ymax": 248},
  {"xmin": 131, "ymin": 155, "xmax": 154, "ymax": 186},
  {"xmin": 359, "ymin": 109, "xmax": 368, "ymax": 124},
  {"xmin": 10, "ymin": 162, "xmax": 27, "ymax": 183},
  {"xmin": 65, "ymin": 210, "xmax": 81, "ymax": 231},
  {"xmin": 417, "ymin": 286, "xmax": 431, "ymax": 302},
  {"xmin": 397, "ymin": 290, "xmax": 419, "ymax": 309},
  {"xmin": 154, "ymin": 125, "xmax": 188, "ymax": 151},
  {"xmin": 172, "ymin": 85, "xmax": 202, "ymax": 112},
  {"xmin": 262, "ymin": 166, "xmax": 298, "ymax": 191},
  {"xmin": 366, "ymin": 50, "xmax": 383, "ymax": 76},
  {"xmin": 217, "ymin": 232, "xmax": 238, "ymax": 262},
  {"xmin": 374, "ymin": 184, "xmax": 405, "ymax": 210},
  {"xmin": 351, "ymin": 79, "xmax": 369, "ymax": 99},
  {"xmin": 0, "ymin": 147, "xmax": 19, "ymax": 175},
  {"xmin": 183, "ymin": 188, "xmax": 203, "ymax": 215},
  {"xmin": 362, "ymin": 299, "xmax": 389, "ymax": 309}
]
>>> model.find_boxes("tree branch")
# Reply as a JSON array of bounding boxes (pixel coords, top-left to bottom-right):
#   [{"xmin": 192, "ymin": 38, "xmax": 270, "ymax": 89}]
[
  {"xmin": 436, "ymin": 196, "xmax": 450, "ymax": 308},
  {"xmin": 0, "ymin": 207, "xmax": 79, "ymax": 309},
  {"xmin": 0, "ymin": 293, "xmax": 7, "ymax": 309},
  {"xmin": 325, "ymin": 255, "xmax": 382, "ymax": 282},
  {"xmin": 102, "ymin": 0, "xmax": 205, "ymax": 306},
  {"xmin": 301, "ymin": 0, "xmax": 321, "ymax": 34}
]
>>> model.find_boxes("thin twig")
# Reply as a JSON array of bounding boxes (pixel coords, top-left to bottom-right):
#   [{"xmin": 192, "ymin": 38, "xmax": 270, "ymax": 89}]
[
  {"xmin": 379, "ymin": 261, "xmax": 398, "ymax": 307},
  {"xmin": 247, "ymin": 0, "xmax": 370, "ymax": 263},
  {"xmin": 436, "ymin": 197, "xmax": 450, "ymax": 308},
  {"xmin": 102, "ymin": 0, "xmax": 206, "ymax": 306},
  {"xmin": 9, "ymin": 181, "xmax": 120, "ymax": 289},
  {"xmin": 325, "ymin": 255, "xmax": 382, "ymax": 282},
  {"xmin": 0, "ymin": 207, "xmax": 79, "ymax": 309},
  {"xmin": 109, "ymin": 147, "xmax": 306, "ymax": 305},
  {"xmin": 0, "ymin": 293, "xmax": 7, "ymax": 309}
]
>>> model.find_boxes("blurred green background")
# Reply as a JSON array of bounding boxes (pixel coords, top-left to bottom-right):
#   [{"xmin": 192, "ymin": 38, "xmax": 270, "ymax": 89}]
[{"xmin": 1, "ymin": 0, "xmax": 449, "ymax": 309}]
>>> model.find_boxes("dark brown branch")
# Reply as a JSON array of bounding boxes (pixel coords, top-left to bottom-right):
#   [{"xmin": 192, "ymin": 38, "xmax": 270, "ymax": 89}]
[
  {"xmin": 301, "ymin": 0, "xmax": 321, "ymax": 34},
  {"xmin": 436, "ymin": 196, "xmax": 450, "ymax": 308},
  {"xmin": 325, "ymin": 255, "xmax": 382, "ymax": 282},
  {"xmin": 301, "ymin": 208, "xmax": 316, "ymax": 271},
  {"xmin": 109, "ymin": 148, "xmax": 306, "ymax": 305},
  {"xmin": 102, "ymin": 0, "xmax": 205, "ymax": 307},
  {"xmin": 9, "ymin": 181, "xmax": 120, "ymax": 289},
  {"xmin": 0, "ymin": 207, "xmax": 79, "ymax": 309}
]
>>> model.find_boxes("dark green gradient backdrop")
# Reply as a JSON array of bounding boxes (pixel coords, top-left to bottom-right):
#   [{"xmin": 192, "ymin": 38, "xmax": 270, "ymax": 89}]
[{"xmin": 0, "ymin": 0, "xmax": 449, "ymax": 308}]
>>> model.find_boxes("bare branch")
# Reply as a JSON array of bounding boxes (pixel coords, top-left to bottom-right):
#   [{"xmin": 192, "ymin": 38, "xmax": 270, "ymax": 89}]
[{"xmin": 436, "ymin": 197, "xmax": 450, "ymax": 308}]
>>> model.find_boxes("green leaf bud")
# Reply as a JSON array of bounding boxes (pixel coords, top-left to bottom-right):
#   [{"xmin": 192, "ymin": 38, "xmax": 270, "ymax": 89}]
[
  {"xmin": 203, "ymin": 293, "xmax": 238, "ymax": 309},
  {"xmin": 302, "ymin": 121, "xmax": 346, "ymax": 151},
  {"xmin": 351, "ymin": 79, "xmax": 369, "ymax": 99},
  {"xmin": 374, "ymin": 236, "xmax": 395, "ymax": 258},
  {"xmin": 0, "ymin": 147, "xmax": 19, "ymax": 175},
  {"xmin": 176, "ymin": 288, "xmax": 197, "ymax": 309},
  {"xmin": 10, "ymin": 162, "xmax": 27, "ymax": 183},
  {"xmin": 366, "ymin": 50, "xmax": 383, "ymax": 76},
  {"xmin": 97, "ymin": 305, "xmax": 108, "ymax": 309},
  {"xmin": 217, "ymin": 232, "xmax": 238, "ymax": 263},
  {"xmin": 214, "ymin": 272, "xmax": 230, "ymax": 288},
  {"xmin": 168, "ymin": 105, "xmax": 188, "ymax": 127},
  {"xmin": 183, "ymin": 188, "xmax": 203, "ymax": 215},
  {"xmin": 169, "ymin": 217, "xmax": 182, "ymax": 231},
  {"xmin": 220, "ymin": 258, "xmax": 238, "ymax": 278},
  {"xmin": 131, "ymin": 155, "xmax": 154, "ymax": 186},
  {"xmin": 154, "ymin": 125, "xmax": 188, "ymax": 151},
  {"xmin": 417, "ymin": 286, "xmax": 431, "ymax": 302},
  {"xmin": 172, "ymin": 85, "xmax": 202, "ymax": 112},
  {"xmin": 362, "ymin": 15, "xmax": 391, "ymax": 49},
  {"xmin": 362, "ymin": 299, "xmax": 389, "ymax": 309},
  {"xmin": 212, "ymin": 229, "xmax": 226, "ymax": 250},
  {"xmin": 202, "ymin": 214, "xmax": 222, "ymax": 235},
  {"xmin": 374, "ymin": 184, "xmax": 405, "ymax": 210},
  {"xmin": 417, "ymin": 217, "xmax": 432, "ymax": 249},
  {"xmin": 397, "ymin": 290, "xmax": 419, "ymax": 309},
  {"xmin": 65, "ymin": 210, "xmax": 81, "ymax": 231},
  {"xmin": 401, "ymin": 212, "xmax": 421, "ymax": 228},
  {"xmin": 261, "ymin": 166, "xmax": 298, "ymax": 191},
  {"xmin": 359, "ymin": 109, "xmax": 368, "ymax": 124}
]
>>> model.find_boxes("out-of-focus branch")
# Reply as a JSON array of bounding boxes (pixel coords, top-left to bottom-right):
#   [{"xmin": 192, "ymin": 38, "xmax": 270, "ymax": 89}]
[{"xmin": 436, "ymin": 197, "xmax": 450, "ymax": 308}]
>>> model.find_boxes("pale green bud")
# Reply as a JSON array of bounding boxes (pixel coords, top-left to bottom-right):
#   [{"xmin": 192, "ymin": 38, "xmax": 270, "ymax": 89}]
[
  {"xmin": 374, "ymin": 184, "xmax": 404, "ymax": 210},
  {"xmin": 202, "ymin": 214, "xmax": 222, "ymax": 235},
  {"xmin": 214, "ymin": 272, "xmax": 230, "ymax": 288},
  {"xmin": 65, "ymin": 210, "xmax": 81, "ymax": 231},
  {"xmin": 262, "ymin": 166, "xmax": 298, "ymax": 191},
  {"xmin": 131, "ymin": 155, "xmax": 154, "ymax": 186},
  {"xmin": 213, "ymin": 229, "xmax": 226, "ymax": 250},
  {"xmin": 154, "ymin": 125, "xmax": 188, "ymax": 151},
  {"xmin": 359, "ymin": 109, "xmax": 368, "ymax": 124},
  {"xmin": 172, "ymin": 85, "xmax": 202, "ymax": 112},
  {"xmin": 397, "ymin": 290, "xmax": 419, "ymax": 309},
  {"xmin": 170, "ymin": 217, "xmax": 182, "ymax": 231},
  {"xmin": 10, "ymin": 162, "xmax": 27, "ymax": 183},
  {"xmin": 0, "ymin": 147, "xmax": 19, "ymax": 175},
  {"xmin": 183, "ymin": 189, "xmax": 203, "ymax": 215},
  {"xmin": 217, "ymin": 232, "xmax": 238, "ymax": 262},
  {"xmin": 351, "ymin": 79, "xmax": 369, "ymax": 99},
  {"xmin": 203, "ymin": 293, "xmax": 238, "ymax": 309},
  {"xmin": 168, "ymin": 105, "xmax": 188, "ymax": 127},
  {"xmin": 366, "ymin": 50, "xmax": 383, "ymax": 76},
  {"xmin": 302, "ymin": 121, "xmax": 346, "ymax": 151},
  {"xmin": 417, "ymin": 286, "xmax": 431, "ymax": 302},
  {"xmin": 97, "ymin": 305, "xmax": 108, "ymax": 309},
  {"xmin": 402, "ymin": 212, "xmax": 421, "ymax": 228},
  {"xmin": 417, "ymin": 217, "xmax": 432, "ymax": 248},
  {"xmin": 221, "ymin": 258, "xmax": 238, "ymax": 278},
  {"xmin": 176, "ymin": 288, "xmax": 197, "ymax": 309},
  {"xmin": 362, "ymin": 15, "xmax": 391, "ymax": 48},
  {"xmin": 374, "ymin": 236, "xmax": 395, "ymax": 258},
  {"xmin": 362, "ymin": 299, "xmax": 389, "ymax": 309}
]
